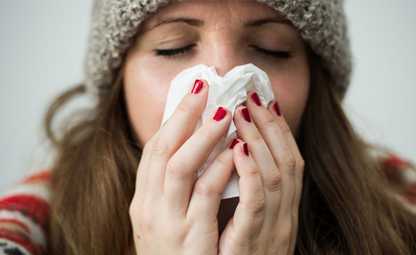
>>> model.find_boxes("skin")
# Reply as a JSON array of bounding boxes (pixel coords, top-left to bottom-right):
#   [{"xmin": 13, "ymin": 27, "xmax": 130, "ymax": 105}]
[{"xmin": 126, "ymin": 0, "xmax": 308, "ymax": 254}]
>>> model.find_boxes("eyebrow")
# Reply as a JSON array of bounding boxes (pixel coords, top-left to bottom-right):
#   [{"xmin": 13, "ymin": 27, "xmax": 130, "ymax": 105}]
[{"xmin": 146, "ymin": 16, "xmax": 291, "ymax": 31}]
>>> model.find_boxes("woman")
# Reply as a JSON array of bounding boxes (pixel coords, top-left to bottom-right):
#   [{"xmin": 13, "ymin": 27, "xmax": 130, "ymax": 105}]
[{"xmin": 0, "ymin": 0, "xmax": 415, "ymax": 254}]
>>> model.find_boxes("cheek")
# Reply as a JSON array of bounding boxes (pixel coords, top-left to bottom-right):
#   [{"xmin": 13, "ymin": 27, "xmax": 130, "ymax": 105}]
[
  {"xmin": 123, "ymin": 54, "xmax": 177, "ymax": 146},
  {"xmin": 269, "ymin": 64, "xmax": 310, "ymax": 136}
]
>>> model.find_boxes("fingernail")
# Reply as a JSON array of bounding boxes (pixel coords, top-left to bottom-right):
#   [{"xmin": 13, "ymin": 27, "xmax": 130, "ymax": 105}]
[
  {"xmin": 191, "ymin": 79, "xmax": 204, "ymax": 94},
  {"xmin": 213, "ymin": 107, "xmax": 227, "ymax": 121},
  {"xmin": 229, "ymin": 138, "xmax": 240, "ymax": 149},
  {"xmin": 273, "ymin": 101, "xmax": 281, "ymax": 116},
  {"xmin": 243, "ymin": 143, "xmax": 249, "ymax": 156},
  {"xmin": 250, "ymin": 92, "xmax": 261, "ymax": 106},
  {"xmin": 241, "ymin": 107, "xmax": 251, "ymax": 123}
]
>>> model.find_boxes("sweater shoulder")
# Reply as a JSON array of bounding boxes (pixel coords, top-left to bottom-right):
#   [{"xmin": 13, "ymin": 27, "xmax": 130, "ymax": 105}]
[
  {"xmin": 0, "ymin": 169, "xmax": 51, "ymax": 255},
  {"xmin": 370, "ymin": 147, "xmax": 416, "ymax": 213}
]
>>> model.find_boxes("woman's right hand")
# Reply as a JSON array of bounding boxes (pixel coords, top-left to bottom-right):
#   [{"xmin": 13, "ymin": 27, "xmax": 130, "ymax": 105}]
[{"xmin": 129, "ymin": 79, "xmax": 236, "ymax": 255}]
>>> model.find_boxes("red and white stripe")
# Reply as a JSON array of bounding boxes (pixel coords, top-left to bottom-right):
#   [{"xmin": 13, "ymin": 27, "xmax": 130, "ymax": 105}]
[
  {"xmin": 0, "ymin": 228, "xmax": 43, "ymax": 255},
  {"xmin": 1, "ymin": 182, "xmax": 50, "ymax": 205},
  {"xmin": 0, "ymin": 170, "xmax": 50, "ymax": 254},
  {"xmin": 0, "ymin": 238, "xmax": 31, "ymax": 255},
  {"xmin": 0, "ymin": 210, "xmax": 46, "ymax": 248}
]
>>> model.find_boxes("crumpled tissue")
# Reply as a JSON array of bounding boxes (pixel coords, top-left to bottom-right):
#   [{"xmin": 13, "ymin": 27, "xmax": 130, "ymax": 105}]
[{"xmin": 160, "ymin": 63, "xmax": 275, "ymax": 199}]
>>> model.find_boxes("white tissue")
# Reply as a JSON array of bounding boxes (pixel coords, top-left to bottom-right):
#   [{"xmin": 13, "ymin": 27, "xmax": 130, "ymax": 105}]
[{"xmin": 160, "ymin": 63, "xmax": 275, "ymax": 199}]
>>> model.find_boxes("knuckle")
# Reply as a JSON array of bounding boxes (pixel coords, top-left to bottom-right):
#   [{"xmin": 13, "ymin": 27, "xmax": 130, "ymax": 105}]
[
  {"xmin": 278, "ymin": 120, "xmax": 292, "ymax": 135},
  {"xmin": 282, "ymin": 154, "xmax": 296, "ymax": 176},
  {"xmin": 130, "ymin": 202, "xmax": 153, "ymax": 233},
  {"xmin": 166, "ymin": 160, "xmax": 194, "ymax": 179},
  {"xmin": 165, "ymin": 226, "xmax": 187, "ymax": 244},
  {"xmin": 129, "ymin": 201, "xmax": 140, "ymax": 220},
  {"xmin": 262, "ymin": 115, "xmax": 278, "ymax": 130},
  {"xmin": 287, "ymin": 158, "xmax": 296, "ymax": 171},
  {"xmin": 193, "ymin": 181, "xmax": 219, "ymax": 197},
  {"xmin": 250, "ymin": 133, "xmax": 265, "ymax": 149},
  {"xmin": 245, "ymin": 195, "xmax": 266, "ymax": 216},
  {"xmin": 214, "ymin": 152, "xmax": 231, "ymax": 170},
  {"xmin": 176, "ymin": 97, "xmax": 197, "ymax": 117},
  {"xmin": 151, "ymin": 138, "xmax": 170, "ymax": 157},
  {"xmin": 138, "ymin": 210, "xmax": 154, "ymax": 232},
  {"xmin": 245, "ymin": 165, "xmax": 261, "ymax": 177},
  {"xmin": 265, "ymin": 171, "xmax": 282, "ymax": 192},
  {"xmin": 201, "ymin": 121, "xmax": 228, "ymax": 142}
]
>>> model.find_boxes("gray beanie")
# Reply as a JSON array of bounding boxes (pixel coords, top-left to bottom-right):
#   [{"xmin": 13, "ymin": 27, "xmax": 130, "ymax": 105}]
[{"xmin": 84, "ymin": 0, "xmax": 352, "ymax": 98}]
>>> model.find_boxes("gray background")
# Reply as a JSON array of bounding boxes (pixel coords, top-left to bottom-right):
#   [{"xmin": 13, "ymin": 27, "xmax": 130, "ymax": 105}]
[{"xmin": 1, "ymin": 0, "xmax": 415, "ymax": 191}]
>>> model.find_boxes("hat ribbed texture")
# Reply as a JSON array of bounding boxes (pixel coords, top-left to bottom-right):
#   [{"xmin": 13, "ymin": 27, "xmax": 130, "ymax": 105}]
[{"xmin": 84, "ymin": 0, "xmax": 352, "ymax": 98}]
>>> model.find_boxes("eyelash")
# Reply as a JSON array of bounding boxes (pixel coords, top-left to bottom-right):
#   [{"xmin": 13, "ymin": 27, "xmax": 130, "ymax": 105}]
[{"xmin": 154, "ymin": 44, "xmax": 291, "ymax": 59}]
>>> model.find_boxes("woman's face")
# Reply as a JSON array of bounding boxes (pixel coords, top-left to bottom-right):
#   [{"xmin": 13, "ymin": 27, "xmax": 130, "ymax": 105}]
[{"xmin": 123, "ymin": 0, "xmax": 310, "ymax": 146}]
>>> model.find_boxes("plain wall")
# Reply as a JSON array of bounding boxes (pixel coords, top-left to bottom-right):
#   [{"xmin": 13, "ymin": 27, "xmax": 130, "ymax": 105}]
[{"xmin": 1, "ymin": 0, "xmax": 415, "ymax": 191}]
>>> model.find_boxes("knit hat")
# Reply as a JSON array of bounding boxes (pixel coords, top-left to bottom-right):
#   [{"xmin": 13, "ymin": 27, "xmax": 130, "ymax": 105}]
[{"xmin": 84, "ymin": 0, "xmax": 352, "ymax": 99}]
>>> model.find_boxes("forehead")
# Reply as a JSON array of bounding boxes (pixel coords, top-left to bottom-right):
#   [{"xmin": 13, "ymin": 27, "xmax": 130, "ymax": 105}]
[{"xmin": 142, "ymin": 0, "xmax": 287, "ymax": 30}]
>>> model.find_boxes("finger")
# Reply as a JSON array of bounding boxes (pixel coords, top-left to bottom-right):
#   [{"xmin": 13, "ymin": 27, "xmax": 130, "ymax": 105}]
[
  {"xmin": 267, "ymin": 100, "xmax": 304, "ymax": 210},
  {"xmin": 130, "ymin": 132, "xmax": 164, "ymax": 226},
  {"xmin": 268, "ymin": 102, "xmax": 305, "ymax": 252},
  {"xmin": 164, "ymin": 106, "xmax": 232, "ymax": 215},
  {"xmin": 231, "ymin": 142, "xmax": 265, "ymax": 243},
  {"xmin": 143, "ymin": 79, "xmax": 209, "ymax": 196},
  {"xmin": 233, "ymin": 104, "xmax": 282, "ymax": 199},
  {"xmin": 186, "ymin": 139, "xmax": 239, "ymax": 222},
  {"xmin": 133, "ymin": 130, "xmax": 160, "ymax": 199},
  {"xmin": 246, "ymin": 91, "xmax": 296, "ymax": 219}
]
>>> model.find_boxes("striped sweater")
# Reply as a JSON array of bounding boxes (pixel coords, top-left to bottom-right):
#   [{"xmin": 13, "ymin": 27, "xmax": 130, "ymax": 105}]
[
  {"xmin": 0, "ymin": 150, "xmax": 415, "ymax": 254},
  {"xmin": 0, "ymin": 171, "xmax": 50, "ymax": 255}
]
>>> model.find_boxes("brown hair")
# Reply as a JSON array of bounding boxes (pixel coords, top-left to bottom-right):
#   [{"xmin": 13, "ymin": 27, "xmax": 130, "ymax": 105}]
[{"xmin": 46, "ymin": 52, "xmax": 416, "ymax": 254}]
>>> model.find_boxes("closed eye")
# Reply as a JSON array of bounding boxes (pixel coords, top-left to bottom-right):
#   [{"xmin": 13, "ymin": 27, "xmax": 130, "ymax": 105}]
[
  {"xmin": 154, "ymin": 44, "xmax": 196, "ymax": 58},
  {"xmin": 154, "ymin": 44, "xmax": 291, "ymax": 59},
  {"xmin": 250, "ymin": 45, "xmax": 291, "ymax": 59}
]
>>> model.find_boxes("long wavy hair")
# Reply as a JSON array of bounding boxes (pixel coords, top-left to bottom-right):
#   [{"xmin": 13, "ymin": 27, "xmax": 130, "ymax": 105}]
[{"xmin": 45, "ymin": 49, "xmax": 416, "ymax": 254}]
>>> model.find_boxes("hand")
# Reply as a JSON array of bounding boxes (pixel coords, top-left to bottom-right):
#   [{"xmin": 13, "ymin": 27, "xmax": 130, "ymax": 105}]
[
  {"xmin": 218, "ymin": 91, "xmax": 305, "ymax": 255},
  {"xmin": 129, "ymin": 79, "xmax": 238, "ymax": 255}
]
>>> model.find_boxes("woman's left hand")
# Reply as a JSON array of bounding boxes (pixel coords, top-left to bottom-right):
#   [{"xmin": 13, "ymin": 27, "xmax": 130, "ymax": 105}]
[{"xmin": 218, "ymin": 91, "xmax": 305, "ymax": 255}]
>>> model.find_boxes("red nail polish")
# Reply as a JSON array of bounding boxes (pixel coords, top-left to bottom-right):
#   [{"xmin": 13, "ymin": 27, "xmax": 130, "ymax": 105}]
[
  {"xmin": 229, "ymin": 138, "xmax": 240, "ymax": 149},
  {"xmin": 241, "ymin": 107, "xmax": 251, "ymax": 123},
  {"xmin": 273, "ymin": 101, "xmax": 281, "ymax": 116},
  {"xmin": 213, "ymin": 107, "xmax": 227, "ymax": 121},
  {"xmin": 250, "ymin": 92, "xmax": 261, "ymax": 106},
  {"xmin": 191, "ymin": 79, "xmax": 204, "ymax": 94},
  {"xmin": 243, "ymin": 143, "xmax": 249, "ymax": 156}
]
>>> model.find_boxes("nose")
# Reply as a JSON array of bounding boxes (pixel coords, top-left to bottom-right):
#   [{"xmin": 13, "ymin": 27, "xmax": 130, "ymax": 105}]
[{"xmin": 203, "ymin": 37, "xmax": 246, "ymax": 77}]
